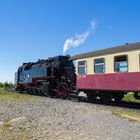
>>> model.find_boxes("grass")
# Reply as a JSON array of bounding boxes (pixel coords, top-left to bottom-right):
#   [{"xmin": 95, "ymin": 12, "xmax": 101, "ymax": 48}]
[
  {"xmin": 0, "ymin": 88, "xmax": 32, "ymax": 102},
  {"xmin": 113, "ymin": 111, "xmax": 140, "ymax": 123},
  {"xmin": 122, "ymin": 93, "xmax": 140, "ymax": 103}
]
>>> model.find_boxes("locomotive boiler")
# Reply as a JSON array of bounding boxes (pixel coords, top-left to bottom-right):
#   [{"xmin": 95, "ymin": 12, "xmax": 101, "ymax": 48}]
[{"xmin": 15, "ymin": 55, "xmax": 76, "ymax": 97}]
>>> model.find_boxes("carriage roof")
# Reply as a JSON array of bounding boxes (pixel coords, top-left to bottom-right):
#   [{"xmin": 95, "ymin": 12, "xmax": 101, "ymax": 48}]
[{"xmin": 70, "ymin": 42, "xmax": 140, "ymax": 60}]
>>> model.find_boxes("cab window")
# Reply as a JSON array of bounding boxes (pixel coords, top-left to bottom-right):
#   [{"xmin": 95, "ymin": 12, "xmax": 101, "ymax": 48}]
[
  {"xmin": 78, "ymin": 61, "xmax": 87, "ymax": 74},
  {"xmin": 94, "ymin": 58, "xmax": 105, "ymax": 73},
  {"xmin": 114, "ymin": 55, "xmax": 128, "ymax": 72}
]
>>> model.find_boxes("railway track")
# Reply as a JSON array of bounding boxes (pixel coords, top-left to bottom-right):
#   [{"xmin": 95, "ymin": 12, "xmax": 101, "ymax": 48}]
[
  {"xmin": 67, "ymin": 94, "xmax": 140, "ymax": 109},
  {"xmin": 13, "ymin": 88, "xmax": 140, "ymax": 110}
]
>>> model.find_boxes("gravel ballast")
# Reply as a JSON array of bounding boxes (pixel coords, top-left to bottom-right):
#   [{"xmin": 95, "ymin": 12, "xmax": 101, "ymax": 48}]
[{"xmin": 0, "ymin": 91, "xmax": 140, "ymax": 140}]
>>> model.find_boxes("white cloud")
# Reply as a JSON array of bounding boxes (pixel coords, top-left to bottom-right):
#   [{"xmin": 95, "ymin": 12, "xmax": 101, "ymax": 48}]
[{"xmin": 63, "ymin": 19, "xmax": 97, "ymax": 54}]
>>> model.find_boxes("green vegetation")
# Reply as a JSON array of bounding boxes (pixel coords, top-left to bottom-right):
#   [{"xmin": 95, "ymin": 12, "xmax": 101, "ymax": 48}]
[
  {"xmin": 0, "ymin": 81, "xmax": 14, "ymax": 89},
  {"xmin": 0, "ymin": 89, "xmax": 31, "ymax": 102},
  {"xmin": 122, "ymin": 93, "xmax": 140, "ymax": 103}
]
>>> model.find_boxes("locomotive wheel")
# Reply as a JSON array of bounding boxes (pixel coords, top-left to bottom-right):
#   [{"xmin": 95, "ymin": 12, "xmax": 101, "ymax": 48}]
[
  {"xmin": 26, "ymin": 88, "xmax": 33, "ymax": 95},
  {"xmin": 35, "ymin": 89, "xmax": 39, "ymax": 95},
  {"xmin": 48, "ymin": 82, "xmax": 56, "ymax": 97},
  {"xmin": 26, "ymin": 88, "xmax": 30, "ymax": 94},
  {"xmin": 86, "ymin": 92, "xmax": 97, "ymax": 101}
]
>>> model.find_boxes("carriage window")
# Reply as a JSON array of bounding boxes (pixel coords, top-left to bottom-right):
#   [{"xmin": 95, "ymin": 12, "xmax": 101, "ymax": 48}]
[
  {"xmin": 114, "ymin": 55, "xmax": 128, "ymax": 72},
  {"xmin": 94, "ymin": 58, "xmax": 105, "ymax": 73},
  {"xmin": 78, "ymin": 61, "xmax": 87, "ymax": 74}
]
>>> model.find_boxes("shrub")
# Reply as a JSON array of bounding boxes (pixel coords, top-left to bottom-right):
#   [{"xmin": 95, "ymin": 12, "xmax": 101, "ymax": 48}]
[
  {"xmin": 0, "ymin": 82, "xmax": 4, "ymax": 88},
  {"xmin": 0, "ymin": 82, "xmax": 14, "ymax": 89}
]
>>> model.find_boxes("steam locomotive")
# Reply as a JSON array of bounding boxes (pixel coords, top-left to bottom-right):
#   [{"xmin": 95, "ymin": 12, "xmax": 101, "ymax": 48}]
[{"xmin": 15, "ymin": 55, "xmax": 76, "ymax": 97}]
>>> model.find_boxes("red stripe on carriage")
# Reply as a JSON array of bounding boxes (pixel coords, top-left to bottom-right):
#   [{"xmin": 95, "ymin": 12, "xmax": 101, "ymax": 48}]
[{"xmin": 76, "ymin": 72, "xmax": 140, "ymax": 92}]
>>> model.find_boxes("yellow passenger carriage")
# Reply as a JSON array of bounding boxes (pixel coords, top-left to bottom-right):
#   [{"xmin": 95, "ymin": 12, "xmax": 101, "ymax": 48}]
[{"xmin": 71, "ymin": 42, "xmax": 140, "ymax": 101}]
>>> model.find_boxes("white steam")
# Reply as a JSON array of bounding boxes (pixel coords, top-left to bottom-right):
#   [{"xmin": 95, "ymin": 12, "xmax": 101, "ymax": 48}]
[{"xmin": 63, "ymin": 19, "xmax": 97, "ymax": 54}]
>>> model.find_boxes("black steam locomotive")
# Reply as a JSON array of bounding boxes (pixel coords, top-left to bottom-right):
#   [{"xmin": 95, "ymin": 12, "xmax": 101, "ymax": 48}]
[{"xmin": 15, "ymin": 55, "xmax": 76, "ymax": 97}]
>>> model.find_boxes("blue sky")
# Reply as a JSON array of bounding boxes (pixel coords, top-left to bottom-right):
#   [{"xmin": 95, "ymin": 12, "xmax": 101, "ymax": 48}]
[{"xmin": 0, "ymin": 0, "xmax": 140, "ymax": 82}]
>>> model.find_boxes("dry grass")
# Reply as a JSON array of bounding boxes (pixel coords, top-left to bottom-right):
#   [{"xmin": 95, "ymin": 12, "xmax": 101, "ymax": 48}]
[{"xmin": 113, "ymin": 111, "xmax": 140, "ymax": 123}]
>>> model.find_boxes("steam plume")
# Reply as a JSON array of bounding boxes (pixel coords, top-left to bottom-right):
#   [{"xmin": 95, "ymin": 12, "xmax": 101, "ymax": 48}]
[{"xmin": 63, "ymin": 19, "xmax": 97, "ymax": 54}]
